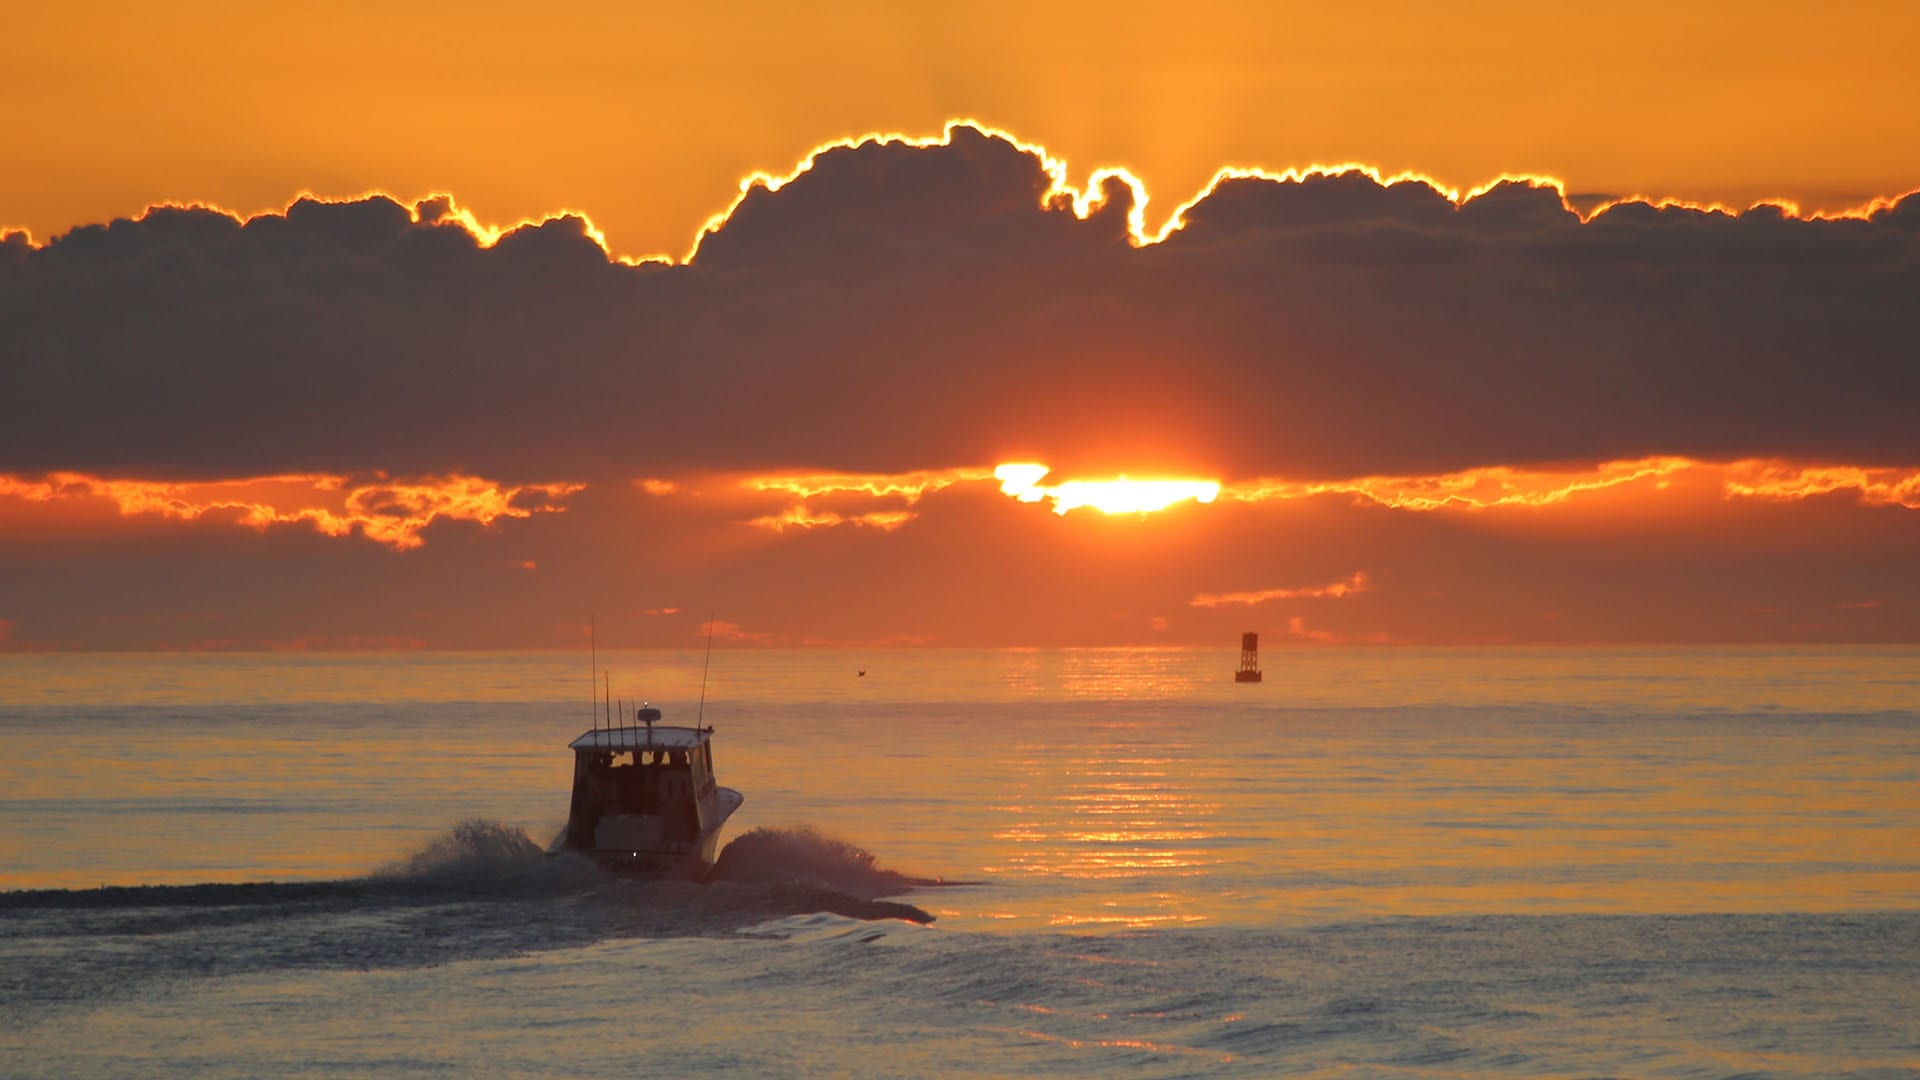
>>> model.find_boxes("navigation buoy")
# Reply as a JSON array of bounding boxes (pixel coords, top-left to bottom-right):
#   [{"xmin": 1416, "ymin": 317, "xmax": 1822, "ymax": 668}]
[{"xmin": 1235, "ymin": 632, "xmax": 1262, "ymax": 683}]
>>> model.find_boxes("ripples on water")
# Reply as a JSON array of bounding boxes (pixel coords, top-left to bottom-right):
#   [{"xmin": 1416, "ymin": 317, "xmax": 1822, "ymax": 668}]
[
  {"xmin": 6, "ymin": 885, "xmax": 1915, "ymax": 1076},
  {"xmin": 1, "ymin": 647, "xmax": 1916, "ymax": 1076}
]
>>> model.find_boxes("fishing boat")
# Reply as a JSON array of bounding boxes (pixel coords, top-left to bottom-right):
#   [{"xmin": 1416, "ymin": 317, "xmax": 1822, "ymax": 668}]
[{"xmin": 548, "ymin": 705, "xmax": 744, "ymax": 876}]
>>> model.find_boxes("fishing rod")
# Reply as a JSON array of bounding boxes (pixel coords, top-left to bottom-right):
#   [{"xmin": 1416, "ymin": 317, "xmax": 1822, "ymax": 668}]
[{"xmin": 696, "ymin": 612, "xmax": 716, "ymax": 730}]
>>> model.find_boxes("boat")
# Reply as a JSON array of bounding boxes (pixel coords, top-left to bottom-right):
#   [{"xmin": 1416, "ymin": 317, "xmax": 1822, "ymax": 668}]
[{"xmin": 548, "ymin": 705, "xmax": 744, "ymax": 875}]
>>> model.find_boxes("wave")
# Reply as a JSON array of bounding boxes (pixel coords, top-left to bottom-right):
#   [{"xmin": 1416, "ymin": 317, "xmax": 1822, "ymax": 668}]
[
  {"xmin": 370, "ymin": 817, "xmax": 605, "ymax": 893},
  {"xmin": 0, "ymin": 820, "xmax": 947, "ymax": 926},
  {"xmin": 0, "ymin": 820, "xmax": 596, "ymax": 912},
  {"xmin": 378, "ymin": 817, "xmax": 547, "ymax": 875},
  {"xmin": 0, "ymin": 820, "xmax": 957, "ymax": 1022},
  {"xmin": 709, "ymin": 825, "xmax": 953, "ymax": 902}
]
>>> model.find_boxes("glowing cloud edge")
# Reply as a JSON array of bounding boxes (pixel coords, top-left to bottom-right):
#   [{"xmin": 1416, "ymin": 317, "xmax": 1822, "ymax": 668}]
[
  {"xmin": 727, "ymin": 457, "xmax": 1920, "ymax": 531},
  {"xmin": 4, "ymin": 119, "xmax": 1913, "ymax": 265},
  {"xmin": 0, "ymin": 471, "xmax": 585, "ymax": 550},
  {"xmin": 6, "ymin": 456, "xmax": 1915, "ymax": 547}
]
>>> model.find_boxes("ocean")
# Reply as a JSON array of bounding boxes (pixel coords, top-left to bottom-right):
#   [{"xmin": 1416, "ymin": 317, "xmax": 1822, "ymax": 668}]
[{"xmin": 1, "ymin": 646, "xmax": 1916, "ymax": 1077}]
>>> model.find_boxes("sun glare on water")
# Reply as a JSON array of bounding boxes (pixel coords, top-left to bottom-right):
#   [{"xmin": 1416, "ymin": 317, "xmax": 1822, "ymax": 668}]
[{"xmin": 995, "ymin": 463, "xmax": 1221, "ymax": 516}]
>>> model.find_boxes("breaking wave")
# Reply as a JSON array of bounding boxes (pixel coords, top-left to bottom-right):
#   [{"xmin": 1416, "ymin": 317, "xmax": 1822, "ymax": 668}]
[
  {"xmin": 379, "ymin": 817, "xmax": 546, "ymax": 875},
  {"xmin": 370, "ymin": 817, "xmax": 601, "ymax": 893},
  {"xmin": 709, "ymin": 825, "xmax": 952, "ymax": 900}
]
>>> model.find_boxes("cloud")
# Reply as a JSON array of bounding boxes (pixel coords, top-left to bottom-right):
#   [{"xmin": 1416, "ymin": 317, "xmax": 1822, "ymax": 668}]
[
  {"xmin": 1282, "ymin": 615, "xmax": 1394, "ymax": 646},
  {"xmin": 1223, "ymin": 458, "xmax": 1693, "ymax": 510},
  {"xmin": 4, "ymin": 123, "xmax": 1920, "ymax": 650},
  {"xmin": 675, "ymin": 456, "xmax": 1920, "ymax": 532},
  {"xmin": 701, "ymin": 619, "xmax": 783, "ymax": 645},
  {"xmin": 2, "ymin": 447, "xmax": 1915, "ymax": 651},
  {"xmin": 1722, "ymin": 461, "xmax": 1920, "ymax": 509},
  {"xmin": 1192, "ymin": 571, "xmax": 1371, "ymax": 608},
  {"xmin": 2, "ymin": 122, "xmax": 1916, "ymax": 487},
  {"xmin": 744, "ymin": 505, "xmax": 917, "ymax": 532},
  {"xmin": 741, "ymin": 467, "xmax": 992, "ymax": 530},
  {"xmin": 1226, "ymin": 458, "xmax": 1920, "ymax": 512},
  {"xmin": 0, "ymin": 470, "xmax": 582, "ymax": 550}
]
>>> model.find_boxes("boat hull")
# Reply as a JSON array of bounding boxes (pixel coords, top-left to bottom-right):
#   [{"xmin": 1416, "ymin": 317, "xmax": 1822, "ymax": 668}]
[{"xmin": 547, "ymin": 786, "xmax": 744, "ymax": 878}]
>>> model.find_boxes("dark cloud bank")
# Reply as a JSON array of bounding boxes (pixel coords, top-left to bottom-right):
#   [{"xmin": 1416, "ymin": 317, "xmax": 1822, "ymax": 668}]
[{"xmin": 4, "ymin": 125, "xmax": 1917, "ymax": 482}]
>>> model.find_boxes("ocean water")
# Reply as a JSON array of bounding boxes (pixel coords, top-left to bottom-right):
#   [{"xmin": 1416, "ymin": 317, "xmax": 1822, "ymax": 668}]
[{"xmin": 1, "ymin": 646, "xmax": 1916, "ymax": 1077}]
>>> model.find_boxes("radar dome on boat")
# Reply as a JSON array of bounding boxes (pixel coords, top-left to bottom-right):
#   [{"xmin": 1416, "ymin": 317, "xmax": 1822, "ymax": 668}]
[{"xmin": 637, "ymin": 706, "xmax": 662, "ymax": 724}]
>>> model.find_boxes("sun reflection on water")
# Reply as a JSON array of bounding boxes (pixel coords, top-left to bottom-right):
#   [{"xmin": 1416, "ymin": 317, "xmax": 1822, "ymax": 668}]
[
  {"xmin": 997, "ymin": 648, "xmax": 1205, "ymax": 699},
  {"xmin": 992, "ymin": 737, "xmax": 1226, "ymax": 928},
  {"xmin": 4, "ymin": 646, "xmax": 1915, "ymax": 933}
]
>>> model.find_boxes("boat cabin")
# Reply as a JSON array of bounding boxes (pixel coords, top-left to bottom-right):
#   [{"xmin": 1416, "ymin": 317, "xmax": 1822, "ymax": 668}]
[{"xmin": 558, "ymin": 708, "xmax": 738, "ymax": 866}]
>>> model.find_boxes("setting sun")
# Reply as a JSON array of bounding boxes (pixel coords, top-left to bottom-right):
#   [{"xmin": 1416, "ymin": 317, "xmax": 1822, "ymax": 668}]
[
  {"xmin": 993, "ymin": 463, "xmax": 1222, "ymax": 516},
  {"xmin": 3, "ymin": 6, "xmax": 1918, "ymax": 1076}
]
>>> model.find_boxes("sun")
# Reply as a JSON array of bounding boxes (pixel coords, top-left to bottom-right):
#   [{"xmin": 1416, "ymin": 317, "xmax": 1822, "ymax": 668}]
[{"xmin": 994, "ymin": 463, "xmax": 1221, "ymax": 516}]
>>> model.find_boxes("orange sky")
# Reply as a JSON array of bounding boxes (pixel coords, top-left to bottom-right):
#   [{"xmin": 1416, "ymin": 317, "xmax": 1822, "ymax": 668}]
[
  {"xmin": 3, "ymin": 456, "xmax": 1915, "ymax": 649},
  {"xmin": 8, "ymin": 2, "xmax": 1920, "ymax": 258},
  {"xmin": 3, "ymin": 4, "xmax": 1919, "ymax": 650}
]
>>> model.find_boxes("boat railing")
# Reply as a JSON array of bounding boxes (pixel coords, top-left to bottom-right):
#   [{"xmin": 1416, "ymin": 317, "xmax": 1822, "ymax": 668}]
[{"xmin": 587, "ymin": 702, "xmax": 715, "ymax": 745}]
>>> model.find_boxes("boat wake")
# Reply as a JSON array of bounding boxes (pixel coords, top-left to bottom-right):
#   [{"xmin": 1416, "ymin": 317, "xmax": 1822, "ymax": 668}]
[
  {"xmin": 372, "ymin": 817, "xmax": 598, "ymax": 891},
  {"xmin": 709, "ymin": 825, "xmax": 953, "ymax": 900},
  {"xmin": 0, "ymin": 820, "xmax": 950, "ymax": 1023},
  {"xmin": 3, "ymin": 819, "xmax": 942, "ymax": 918}
]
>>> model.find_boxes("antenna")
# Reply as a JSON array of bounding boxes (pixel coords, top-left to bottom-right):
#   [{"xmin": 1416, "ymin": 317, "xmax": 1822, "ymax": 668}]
[
  {"xmin": 696, "ymin": 612, "xmax": 716, "ymax": 729},
  {"xmin": 590, "ymin": 612, "xmax": 598, "ymax": 732}
]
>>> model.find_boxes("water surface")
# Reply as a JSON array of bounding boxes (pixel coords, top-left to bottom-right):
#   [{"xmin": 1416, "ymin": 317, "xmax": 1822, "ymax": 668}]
[{"xmin": 2, "ymin": 646, "xmax": 1915, "ymax": 1076}]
